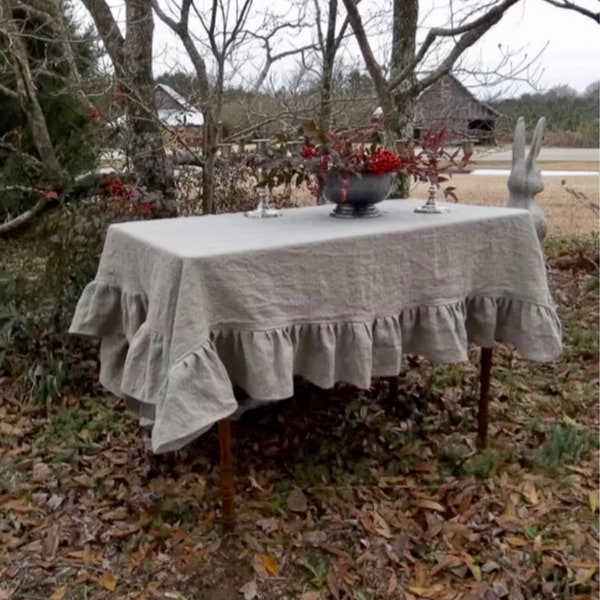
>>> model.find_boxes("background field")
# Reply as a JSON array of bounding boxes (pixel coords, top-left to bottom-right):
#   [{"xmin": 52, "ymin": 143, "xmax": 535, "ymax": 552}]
[{"xmin": 412, "ymin": 172, "xmax": 599, "ymax": 236}]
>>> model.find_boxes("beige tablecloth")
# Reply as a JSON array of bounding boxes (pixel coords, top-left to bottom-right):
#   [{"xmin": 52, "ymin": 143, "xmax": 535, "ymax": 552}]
[{"xmin": 69, "ymin": 200, "xmax": 562, "ymax": 453}]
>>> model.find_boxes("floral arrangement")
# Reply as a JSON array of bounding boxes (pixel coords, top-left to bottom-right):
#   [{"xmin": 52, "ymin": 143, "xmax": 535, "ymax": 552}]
[
  {"xmin": 301, "ymin": 134, "xmax": 403, "ymax": 176},
  {"xmin": 248, "ymin": 122, "xmax": 470, "ymax": 202}
]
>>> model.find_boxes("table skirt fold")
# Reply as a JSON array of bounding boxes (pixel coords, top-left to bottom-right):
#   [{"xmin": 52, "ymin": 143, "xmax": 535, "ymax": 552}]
[{"xmin": 70, "ymin": 279, "xmax": 562, "ymax": 454}]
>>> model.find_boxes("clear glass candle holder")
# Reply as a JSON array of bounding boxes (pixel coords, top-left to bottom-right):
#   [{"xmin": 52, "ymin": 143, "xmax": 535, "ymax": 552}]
[{"xmin": 244, "ymin": 188, "xmax": 282, "ymax": 218}]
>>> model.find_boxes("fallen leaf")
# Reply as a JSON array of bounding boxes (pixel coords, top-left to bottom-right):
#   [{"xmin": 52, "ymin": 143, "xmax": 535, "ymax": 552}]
[
  {"xmin": 481, "ymin": 560, "xmax": 501, "ymax": 573},
  {"xmin": 299, "ymin": 592, "xmax": 321, "ymax": 600},
  {"xmin": 256, "ymin": 518, "xmax": 279, "ymax": 533},
  {"xmin": 408, "ymin": 585, "xmax": 445, "ymax": 597},
  {"xmin": 588, "ymin": 490, "xmax": 598, "ymax": 513},
  {"xmin": 72, "ymin": 474, "xmax": 92, "ymax": 487},
  {"xmin": 262, "ymin": 553, "xmax": 279, "ymax": 577},
  {"xmin": 31, "ymin": 462, "xmax": 52, "ymax": 483},
  {"xmin": 415, "ymin": 499, "xmax": 445, "ymax": 512},
  {"xmin": 430, "ymin": 555, "xmax": 464, "ymax": 576},
  {"xmin": 572, "ymin": 567, "xmax": 598, "ymax": 586},
  {"xmin": 42, "ymin": 524, "xmax": 60, "ymax": 561},
  {"xmin": 239, "ymin": 580, "xmax": 258, "ymax": 600},
  {"xmin": 386, "ymin": 572, "xmax": 398, "ymax": 596},
  {"xmin": 252, "ymin": 553, "xmax": 269, "ymax": 579},
  {"xmin": 1, "ymin": 498, "xmax": 36, "ymax": 513},
  {"xmin": 565, "ymin": 465, "xmax": 592, "ymax": 476},
  {"xmin": 462, "ymin": 553, "xmax": 481, "ymax": 581},
  {"xmin": 326, "ymin": 564, "xmax": 340, "ymax": 600},
  {"xmin": 287, "ymin": 488, "xmax": 308, "ymax": 513},
  {"xmin": 0, "ymin": 423, "xmax": 25, "ymax": 436},
  {"xmin": 570, "ymin": 561, "xmax": 599, "ymax": 568},
  {"xmin": 102, "ymin": 572, "xmax": 117, "ymax": 592},
  {"xmin": 492, "ymin": 580, "xmax": 510, "ymax": 597},
  {"xmin": 505, "ymin": 536, "xmax": 528, "ymax": 547},
  {"xmin": 49, "ymin": 587, "xmax": 67, "ymax": 600},
  {"xmin": 522, "ymin": 481, "xmax": 539, "ymax": 505},
  {"xmin": 372, "ymin": 511, "xmax": 392, "ymax": 539}
]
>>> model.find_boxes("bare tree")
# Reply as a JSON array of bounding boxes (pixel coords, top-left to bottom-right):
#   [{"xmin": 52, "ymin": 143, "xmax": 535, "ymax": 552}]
[
  {"xmin": 152, "ymin": 0, "xmax": 315, "ymax": 213},
  {"xmin": 151, "ymin": 0, "xmax": 253, "ymax": 214},
  {"xmin": 341, "ymin": 0, "xmax": 528, "ymax": 195},
  {"xmin": 80, "ymin": 0, "xmax": 176, "ymax": 215}
]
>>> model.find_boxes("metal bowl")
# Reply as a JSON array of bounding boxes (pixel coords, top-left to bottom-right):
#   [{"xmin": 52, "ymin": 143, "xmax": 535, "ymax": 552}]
[{"xmin": 321, "ymin": 172, "xmax": 395, "ymax": 218}]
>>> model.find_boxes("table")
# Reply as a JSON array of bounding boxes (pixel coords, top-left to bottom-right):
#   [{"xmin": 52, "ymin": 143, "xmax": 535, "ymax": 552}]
[{"xmin": 69, "ymin": 200, "xmax": 562, "ymax": 527}]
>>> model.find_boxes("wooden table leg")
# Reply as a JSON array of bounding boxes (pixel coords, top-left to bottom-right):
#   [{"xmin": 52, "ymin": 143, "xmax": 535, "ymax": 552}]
[
  {"xmin": 477, "ymin": 347, "xmax": 493, "ymax": 449},
  {"xmin": 218, "ymin": 418, "xmax": 235, "ymax": 530}
]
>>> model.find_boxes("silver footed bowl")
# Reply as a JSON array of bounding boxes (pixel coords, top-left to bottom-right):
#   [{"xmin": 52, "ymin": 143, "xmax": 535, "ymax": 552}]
[{"xmin": 321, "ymin": 172, "xmax": 395, "ymax": 218}]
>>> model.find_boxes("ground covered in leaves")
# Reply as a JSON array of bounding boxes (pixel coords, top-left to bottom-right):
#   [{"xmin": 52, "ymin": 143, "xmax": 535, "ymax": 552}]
[{"xmin": 0, "ymin": 236, "xmax": 598, "ymax": 600}]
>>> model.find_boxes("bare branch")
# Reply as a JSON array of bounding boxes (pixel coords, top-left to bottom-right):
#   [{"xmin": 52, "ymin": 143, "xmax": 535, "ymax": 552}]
[
  {"xmin": 389, "ymin": 0, "xmax": 520, "ymax": 93},
  {"xmin": 79, "ymin": 0, "xmax": 125, "ymax": 69},
  {"xmin": 410, "ymin": 0, "xmax": 521, "ymax": 96},
  {"xmin": 542, "ymin": 0, "xmax": 599, "ymax": 23},
  {"xmin": 0, "ymin": 82, "xmax": 20, "ymax": 99},
  {"xmin": 0, "ymin": 195, "xmax": 48, "ymax": 235},
  {"xmin": 341, "ymin": 0, "xmax": 393, "ymax": 113}
]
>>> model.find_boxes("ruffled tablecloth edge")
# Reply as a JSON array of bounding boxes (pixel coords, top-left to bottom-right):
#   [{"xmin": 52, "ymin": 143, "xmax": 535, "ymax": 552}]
[{"xmin": 69, "ymin": 280, "xmax": 563, "ymax": 453}]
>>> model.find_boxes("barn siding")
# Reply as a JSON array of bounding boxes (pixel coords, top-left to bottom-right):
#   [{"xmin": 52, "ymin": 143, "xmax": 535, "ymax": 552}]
[{"xmin": 415, "ymin": 74, "xmax": 498, "ymax": 143}]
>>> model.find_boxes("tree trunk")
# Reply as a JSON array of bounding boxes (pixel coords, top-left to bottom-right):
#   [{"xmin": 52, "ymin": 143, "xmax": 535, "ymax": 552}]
[
  {"xmin": 317, "ymin": 0, "xmax": 339, "ymax": 133},
  {"xmin": 2, "ymin": 0, "xmax": 61, "ymax": 178},
  {"xmin": 202, "ymin": 114, "xmax": 218, "ymax": 214},
  {"xmin": 124, "ymin": 0, "xmax": 176, "ymax": 216},
  {"xmin": 82, "ymin": 0, "xmax": 176, "ymax": 216},
  {"xmin": 388, "ymin": 0, "xmax": 419, "ymax": 198}
]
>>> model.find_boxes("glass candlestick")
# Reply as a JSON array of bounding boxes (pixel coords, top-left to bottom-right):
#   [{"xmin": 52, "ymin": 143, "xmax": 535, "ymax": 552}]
[
  {"xmin": 414, "ymin": 183, "xmax": 449, "ymax": 214},
  {"xmin": 244, "ymin": 187, "xmax": 282, "ymax": 218}
]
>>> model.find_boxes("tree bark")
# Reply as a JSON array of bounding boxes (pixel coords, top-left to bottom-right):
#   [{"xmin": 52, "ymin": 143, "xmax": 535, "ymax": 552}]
[
  {"xmin": 388, "ymin": 0, "xmax": 419, "ymax": 197},
  {"xmin": 316, "ymin": 0, "xmax": 339, "ymax": 132},
  {"xmin": 124, "ymin": 0, "xmax": 176, "ymax": 215},
  {"xmin": 81, "ymin": 0, "xmax": 176, "ymax": 216}
]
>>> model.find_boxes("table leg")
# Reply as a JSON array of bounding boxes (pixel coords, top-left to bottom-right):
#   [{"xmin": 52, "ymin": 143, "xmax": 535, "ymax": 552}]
[
  {"xmin": 477, "ymin": 347, "xmax": 493, "ymax": 449},
  {"xmin": 218, "ymin": 418, "xmax": 235, "ymax": 530}
]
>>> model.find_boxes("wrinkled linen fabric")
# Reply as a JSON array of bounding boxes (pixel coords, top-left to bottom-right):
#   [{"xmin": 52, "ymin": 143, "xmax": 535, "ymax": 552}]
[{"xmin": 69, "ymin": 200, "xmax": 562, "ymax": 453}]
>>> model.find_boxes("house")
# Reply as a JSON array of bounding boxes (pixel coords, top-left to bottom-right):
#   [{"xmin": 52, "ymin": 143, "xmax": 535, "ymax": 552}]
[
  {"xmin": 413, "ymin": 74, "xmax": 499, "ymax": 144},
  {"xmin": 110, "ymin": 84, "xmax": 204, "ymax": 134},
  {"xmin": 154, "ymin": 83, "xmax": 204, "ymax": 130}
]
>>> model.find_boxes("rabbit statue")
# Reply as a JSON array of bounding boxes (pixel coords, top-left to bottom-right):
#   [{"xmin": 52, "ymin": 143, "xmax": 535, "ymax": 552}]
[{"xmin": 507, "ymin": 116, "xmax": 548, "ymax": 241}]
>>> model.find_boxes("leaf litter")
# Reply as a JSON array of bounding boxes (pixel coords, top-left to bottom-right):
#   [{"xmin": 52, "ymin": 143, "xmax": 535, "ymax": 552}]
[{"xmin": 0, "ymin": 244, "xmax": 598, "ymax": 599}]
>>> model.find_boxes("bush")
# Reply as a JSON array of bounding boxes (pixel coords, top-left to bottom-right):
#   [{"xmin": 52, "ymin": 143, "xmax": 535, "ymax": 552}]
[{"xmin": 0, "ymin": 194, "xmax": 156, "ymax": 402}]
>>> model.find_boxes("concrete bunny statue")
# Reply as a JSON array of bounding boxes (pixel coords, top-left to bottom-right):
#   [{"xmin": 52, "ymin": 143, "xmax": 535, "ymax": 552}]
[{"xmin": 507, "ymin": 116, "xmax": 548, "ymax": 241}]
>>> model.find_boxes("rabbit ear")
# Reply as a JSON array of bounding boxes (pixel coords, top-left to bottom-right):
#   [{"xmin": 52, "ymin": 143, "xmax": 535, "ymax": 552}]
[
  {"xmin": 512, "ymin": 116, "xmax": 526, "ymax": 168},
  {"xmin": 526, "ymin": 116, "xmax": 546, "ymax": 169}
]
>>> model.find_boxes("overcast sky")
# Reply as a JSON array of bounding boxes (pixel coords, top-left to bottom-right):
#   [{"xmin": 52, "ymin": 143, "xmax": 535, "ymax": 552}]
[
  {"xmin": 88, "ymin": 0, "xmax": 599, "ymax": 97},
  {"xmin": 462, "ymin": 0, "xmax": 599, "ymax": 95}
]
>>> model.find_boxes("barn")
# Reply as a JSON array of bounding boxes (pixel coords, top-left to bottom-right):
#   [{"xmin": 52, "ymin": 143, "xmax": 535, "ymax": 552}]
[
  {"xmin": 153, "ymin": 83, "xmax": 204, "ymax": 130},
  {"xmin": 414, "ymin": 74, "xmax": 499, "ymax": 144}
]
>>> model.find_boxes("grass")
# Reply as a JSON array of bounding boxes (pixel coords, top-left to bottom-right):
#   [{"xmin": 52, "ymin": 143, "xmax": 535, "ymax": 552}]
[{"xmin": 470, "ymin": 160, "xmax": 599, "ymax": 172}]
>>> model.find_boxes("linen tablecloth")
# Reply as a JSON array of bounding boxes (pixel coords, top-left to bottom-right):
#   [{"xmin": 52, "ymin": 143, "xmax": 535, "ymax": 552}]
[{"xmin": 69, "ymin": 200, "xmax": 562, "ymax": 453}]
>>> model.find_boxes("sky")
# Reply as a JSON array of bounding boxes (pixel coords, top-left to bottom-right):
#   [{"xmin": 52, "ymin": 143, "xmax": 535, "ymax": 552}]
[
  {"xmin": 82, "ymin": 0, "xmax": 599, "ymax": 98},
  {"xmin": 459, "ymin": 0, "xmax": 599, "ymax": 96}
]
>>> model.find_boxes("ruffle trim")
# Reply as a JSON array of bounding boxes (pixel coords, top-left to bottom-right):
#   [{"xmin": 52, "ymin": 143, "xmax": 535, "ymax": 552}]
[{"xmin": 69, "ymin": 281, "xmax": 562, "ymax": 453}]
